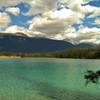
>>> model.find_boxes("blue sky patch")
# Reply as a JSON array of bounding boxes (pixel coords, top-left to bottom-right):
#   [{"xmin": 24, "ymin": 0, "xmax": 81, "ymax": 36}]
[
  {"xmin": 8, "ymin": 14, "xmax": 32, "ymax": 28},
  {"xmin": 15, "ymin": 2, "xmax": 30, "ymax": 13},
  {"xmin": 88, "ymin": 0, "xmax": 100, "ymax": 7},
  {"xmin": 72, "ymin": 23, "xmax": 81, "ymax": 31},
  {"xmin": 83, "ymin": 0, "xmax": 100, "ymax": 7},
  {"xmin": 8, "ymin": 12, "xmax": 42, "ymax": 29}
]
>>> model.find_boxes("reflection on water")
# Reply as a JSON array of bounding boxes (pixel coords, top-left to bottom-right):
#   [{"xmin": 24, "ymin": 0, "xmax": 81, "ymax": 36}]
[{"xmin": 0, "ymin": 58, "xmax": 100, "ymax": 100}]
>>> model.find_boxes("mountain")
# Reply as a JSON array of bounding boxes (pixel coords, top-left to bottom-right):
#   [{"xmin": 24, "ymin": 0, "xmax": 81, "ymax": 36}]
[
  {"xmin": 0, "ymin": 33, "xmax": 99, "ymax": 53},
  {"xmin": 0, "ymin": 33, "xmax": 74, "ymax": 53},
  {"xmin": 76, "ymin": 43, "xmax": 95, "ymax": 48}
]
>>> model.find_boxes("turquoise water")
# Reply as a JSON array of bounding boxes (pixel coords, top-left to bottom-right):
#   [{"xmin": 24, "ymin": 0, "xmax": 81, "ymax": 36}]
[{"xmin": 0, "ymin": 58, "xmax": 100, "ymax": 100}]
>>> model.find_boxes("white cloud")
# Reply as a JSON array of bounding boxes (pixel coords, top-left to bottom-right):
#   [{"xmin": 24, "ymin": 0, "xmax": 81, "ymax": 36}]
[
  {"xmin": 52, "ymin": 28, "xmax": 77, "ymax": 40},
  {"xmin": 0, "ymin": 0, "xmax": 100, "ymax": 44},
  {"xmin": 4, "ymin": 25, "xmax": 46, "ymax": 37},
  {"xmin": 27, "ymin": 4, "xmax": 86, "ymax": 42},
  {"xmin": 28, "ymin": 8, "xmax": 77, "ymax": 29},
  {"xmin": 28, "ymin": 0, "xmax": 57, "ymax": 14},
  {"xmin": 6, "ymin": 7, "xmax": 20, "ymax": 15},
  {"xmin": 81, "ymin": 5, "xmax": 100, "ymax": 17},
  {"xmin": 79, "ymin": 39, "xmax": 100, "ymax": 44},
  {"xmin": 63, "ymin": 0, "xmax": 100, "ymax": 19},
  {"xmin": 47, "ymin": 8, "xmax": 73, "ymax": 19},
  {"xmin": 2, "ymin": 26, "xmax": 100, "ymax": 45},
  {"xmin": 0, "ymin": 0, "xmax": 24, "ymax": 6},
  {"xmin": 27, "ymin": 0, "xmax": 89, "ymax": 16},
  {"xmin": 78, "ymin": 27, "xmax": 100, "ymax": 34},
  {"xmin": 0, "ymin": 12, "xmax": 10, "ymax": 28},
  {"xmin": 28, "ymin": 7, "xmax": 84, "ymax": 35},
  {"xmin": 95, "ymin": 18, "xmax": 100, "ymax": 25},
  {"xmin": 5, "ymin": 25, "xmax": 26, "ymax": 33},
  {"xmin": 74, "ymin": 27, "xmax": 100, "ymax": 44},
  {"xmin": 27, "ymin": 3, "xmax": 100, "ymax": 44}
]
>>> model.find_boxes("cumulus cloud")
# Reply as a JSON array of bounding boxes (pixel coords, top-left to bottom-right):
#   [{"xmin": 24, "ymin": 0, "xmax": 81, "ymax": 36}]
[
  {"xmin": 27, "ymin": 4, "xmax": 88, "ymax": 44},
  {"xmin": 95, "ymin": 18, "xmax": 100, "ymax": 25},
  {"xmin": 26, "ymin": 0, "xmax": 100, "ymax": 44},
  {"xmin": 80, "ymin": 5, "xmax": 100, "ymax": 18},
  {"xmin": 26, "ymin": 0, "xmax": 90, "ymax": 15},
  {"xmin": 49, "ymin": 27, "xmax": 100, "ymax": 44},
  {"xmin": 6, "ymin": 7, "xmax": 20, "ymax": 15},
  {"xmin": 0, "ymin": 12, "xmax": 10, "ymax": 28},
  {"xmin": 4, "ymin": 25, "xmax": 46, "ymax": 37},
  {"xmin": 74, "ymin": 27, "xmax": 100, "ymax": 44},
  {"xmin": 0, "ymin": 0, "xmax": 100, "ymax": 44},
  {"xmin": 28, "ymin": 0, "xmax": 57, "ymax": 14},
  {"xmin": 52, "ymin": 28, "xmax": 77, "ymax": 40},
  {"xmin": 28, "ymin": 7, "xmax": 84, "ymax": 36},
  {"xmin": 4, "ymin": 25, "xmax": 33, "ymax": 37},
  {"xmin": 5, "ymin": 25, "xmax": 26, "ymax": 33},
  {"xmin": 0, "ymin": 0, "xmax": 25, "ymax": 6}
]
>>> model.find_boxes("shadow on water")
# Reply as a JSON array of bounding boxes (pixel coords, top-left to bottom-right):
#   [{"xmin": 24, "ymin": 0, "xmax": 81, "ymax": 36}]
[{"xmin": 15, "ymin": 75, "xmax": 100, "ymax": 100}]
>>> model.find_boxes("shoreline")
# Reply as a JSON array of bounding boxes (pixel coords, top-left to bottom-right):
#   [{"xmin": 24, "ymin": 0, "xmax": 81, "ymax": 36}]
[
  {"xmin": 0, "ymin": 56, "xmax": 21, "ymax": 58},
  {"xmin": 0, "ymin": 55, "xmax": 99, "ymax": 59}
]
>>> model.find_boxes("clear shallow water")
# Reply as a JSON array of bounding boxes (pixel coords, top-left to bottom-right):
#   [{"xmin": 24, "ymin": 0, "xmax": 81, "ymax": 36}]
[{"xmin": 0, "ymin": 58, "xmax": 100, "ymax": 100}]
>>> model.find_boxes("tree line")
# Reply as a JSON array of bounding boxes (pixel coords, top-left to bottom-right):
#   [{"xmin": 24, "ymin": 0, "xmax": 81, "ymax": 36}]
[{"xmin": 0, "ymin": 48, "xmax": 100, "ymax": 59}]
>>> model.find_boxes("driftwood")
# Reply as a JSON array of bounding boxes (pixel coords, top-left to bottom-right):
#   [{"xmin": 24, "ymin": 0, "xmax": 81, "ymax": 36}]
[{"xmin": 84, "ymin": 70, "xmax": 100, "ymax": 86}]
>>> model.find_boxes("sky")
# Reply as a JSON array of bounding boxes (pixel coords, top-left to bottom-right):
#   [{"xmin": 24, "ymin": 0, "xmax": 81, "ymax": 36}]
[{"xmin": 0, "ymin": 0, "xmax": 100, "ymax": 44}]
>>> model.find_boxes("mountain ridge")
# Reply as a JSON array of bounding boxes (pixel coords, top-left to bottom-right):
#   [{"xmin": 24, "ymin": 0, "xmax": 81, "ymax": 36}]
[{"xmin": 0, "ymin": 33, "xmax": 99, "ymax": 53}]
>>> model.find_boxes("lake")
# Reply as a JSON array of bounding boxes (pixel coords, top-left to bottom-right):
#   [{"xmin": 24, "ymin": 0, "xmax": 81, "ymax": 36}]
[{"xmin": 0, "ymin": 58, "xmax": 100, "ymax": 100}]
